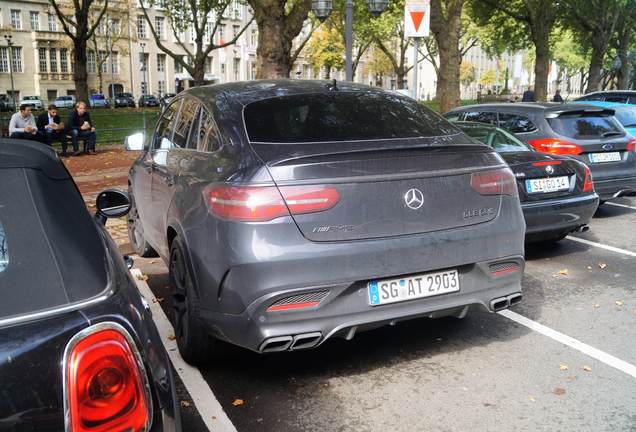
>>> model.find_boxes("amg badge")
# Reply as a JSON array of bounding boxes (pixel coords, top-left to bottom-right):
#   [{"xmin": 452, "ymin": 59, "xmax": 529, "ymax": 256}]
[{"xmin": 463, "ymin": 207, "xmax": 495, "ymax": 219}]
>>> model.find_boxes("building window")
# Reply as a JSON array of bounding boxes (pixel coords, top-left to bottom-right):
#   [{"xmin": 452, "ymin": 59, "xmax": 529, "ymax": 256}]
[
  {"xmin": 11, "ymin": 10, "xmax": 21, "ymax": 29},
  {"xmin": 87, "ymin": 51, "xmax": 96, "ymax": 73},
  {"xmin": 155, "ymin": 16, "xmax": 164, "ymax": 39},
  {"xmin": 220, "ymin": 63, "xmax": 225, "ymax": 76},
  {"xmin": 111, "ymin": 19, "xmax": 120, "ymax": 35},
  {"xmin": 233, "ymin": 58, "xmax": 240, "ymax": 81},
  {"xmin": 233, "ymin": 0, "xmax": 242, "ymax": 19},
  {"xmin": 97, "ymin": 19, "xmax": 108, "ymax": 35},
  {"xmin": 250, "ymin": 29, "xmax": 257, "ymax": 46},
  {"xmin": 189, "ymin": 25, "xmax": 195, "ymax": 43},
  {"xmin": 60, "ymin": 49, "xmax": 68, "ymax": 73},
  {"xmin": 157, "ymin": 54, "xmax": 165, "ymax": 72},
  {"xmin": 204, "ymin": 57, "xmax": 212, "ymax": 74},
  {"xmin": 175, "ymin": 57, "xmax": 183, "ymax": 73},
  {"xmin": 30, "ymin": 11, "xmax": 40, "ymax": 30},
  {"xmin": 137, "ymin": 16, "xmax": 146, "ymax": 39},
  {"xmin": 99, "ymin": 51, "xmax": 108, "ymax": 73},
  {"xmin": 39, "ymin": 48, "xmax": 48, "ymax": 73},
  {"xmin": 0, "ymin": 48, "xmax": 9, "ymax": 73},
  {"xmin": 48, "ymin": 14, "xmax": 57, "ymax": 31},
  {"xmin": 233, "ymin": 25, "xmax": 239, "ymax": 39},
  {"xmin": 11, "ymin": 47, "xmax": 22, "ymax": 72},
  {"xmin": 158, "ymin": 80, "xmax": 165, "ymax": 95},
  {"xmin": 219, "ymin": 25, "xmax": 225, "ymax": 43},
  {"xmin": 49, "ymin": 48, "xmax": 57, "ymax": 73},
  {"xmin": 111, "ymin": 52, "xmax": 118, "ymax": 74}
]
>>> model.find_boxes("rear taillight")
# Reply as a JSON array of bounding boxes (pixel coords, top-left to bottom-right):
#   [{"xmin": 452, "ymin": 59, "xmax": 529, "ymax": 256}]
[
  {"xmin": 203, "ymin": 185, "xmax": 340, "ymax": 221},
  {"xmin": 582, "ymin": 165, "xmax": 594, "ymax": 193},
  {"xmin": 64, "ymin": 323, "xmax": 151, "ymax": 432},
  {"xmin": 470, "ymin": 168, "xmax": 517, "ymax": 196},
  {"xmin": 531, "ymin": 160, "xmax": 562, "ymax": 167},
  {"xmin": 627, "ymin": 135, "xmax": 635, "ymax": 151},
  {"xmin": 528, "ymin": 138, "xmax": 582, "ymax": 155}
]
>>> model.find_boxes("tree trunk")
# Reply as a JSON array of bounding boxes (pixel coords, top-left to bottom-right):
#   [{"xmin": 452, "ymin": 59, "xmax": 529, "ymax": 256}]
[
  {"xmin": 73, "ymin": 39, "xmax": 89, "ymax": 103},
  {"xmin": 430, "ymin": 0, "xmax": 463, "ymax": 112},
  {"xmin": 396, "ymin": 72, "xmax": 405, "ymax": 89},
  {"xmin": 191, "ymin": 61, "xmax": 206, "ymax": 87},
  {"xmin": 530, "ymin": 22, "xmax": 550, "ymax": 102},
  {"xmin": 325, "ymin": 66, "xmax": 331, "ymax": 79},
  {"xmin": 249, "ymin": 0, "xmax": 311, "ymax": 79},
  {"xmin": 586, "ymin": 38, "xmax": 606, "ymax": 93},
  {"xmin": 617, "ymin": 28, "xmax": 632, "ymax": 90}
]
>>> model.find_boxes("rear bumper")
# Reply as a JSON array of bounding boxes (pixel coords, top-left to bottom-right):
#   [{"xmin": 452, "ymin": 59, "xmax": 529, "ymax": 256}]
[
  {"xmin": 521, "ymin": 193, "xmax": 599, "ymax": 236},
  {"xmin": 593, "ymin": 176, "xmax": 636, "ymax": 200},
  {"xmin": 199, "ymin": 255, "xmax": 524, "ymax": 353}
]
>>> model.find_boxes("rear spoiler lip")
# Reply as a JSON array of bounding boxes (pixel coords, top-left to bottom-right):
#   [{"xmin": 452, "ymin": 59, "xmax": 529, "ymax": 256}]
[{"xmin": 545, "ymin": 107, "xmax": 616, "ymax": 119}]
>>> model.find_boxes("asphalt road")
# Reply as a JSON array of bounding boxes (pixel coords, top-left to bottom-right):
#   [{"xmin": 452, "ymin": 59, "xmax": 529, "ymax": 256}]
[{"xmin": 136, "ymin": 197, "xmax": 636, "ymax": 432}]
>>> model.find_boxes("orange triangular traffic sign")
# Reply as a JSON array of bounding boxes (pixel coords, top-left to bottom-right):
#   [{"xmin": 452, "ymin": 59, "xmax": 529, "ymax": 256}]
[{"xmin": 410, "ymin": 11, "xmax": 425, "ymax": 33}]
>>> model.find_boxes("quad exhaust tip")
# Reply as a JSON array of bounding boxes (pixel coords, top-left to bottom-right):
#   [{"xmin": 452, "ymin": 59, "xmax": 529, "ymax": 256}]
[
  {"xmin": 490, "ymin": 292, "xmax": 523, "ymax": 312},
  {"xmin": 259, "ymin": 332, "xmax": 323, "ymax": 353}
]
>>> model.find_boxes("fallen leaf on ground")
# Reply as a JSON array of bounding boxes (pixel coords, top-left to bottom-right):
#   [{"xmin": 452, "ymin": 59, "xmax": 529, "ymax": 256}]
[
  {"xmin": 152, "ymin": 297, "xmax": 164, "ymax": 303},
  {"xmin": 615, "ymin": 300, "xmax": 624, "ymax": 306},
  {"xmin": 167, "ymin": 334, "xmax": 176, "ymax": 341},
  {"xmin": 582, "ymin": 365, "xmax": 592, "ymax": 372},
  {"xmin": 593, "ymin": 304, "xmax": 600, "ymax": 309},
  {"xmin": 212, "ymin": 416, "xmax": 217, "ymax": 420},
  {"xmin": 553, "ymin": 387, "xmax": 566, "ymax": 396},
  {"xmin": 180, "ymin": 400, "xmax": 191, "ymax": 408},
  {"xmin": 149, "ymin": 260, "xmax": 156, "ymax": 264},
  {"xmin": 528, "ymin": 395, "xmax": 536, "ymax": 402},
  {"xmin": 553, "ymin": 269, "xmax": 569, "ymax": 277},
  {"xmin": 565, "ymin": 376, "xmax": 578, "ymax": 382},
  {"xmin": 598, "ymin": 262, "xmax": 607, "ymax": 269},
  {"xmin": 586, "ymin": 266, "xmax": 592, "ymax": 270},
  {"xmin": 232, "ymin": 399, "xmax": 244, "ymax": 406},
  {"xmin": 135, "ymin": 273, "xmax": 149, "ymax": 281},
  {"xmin": 559, "ymin": 363, "xmax": 569, "ymax": 371}
]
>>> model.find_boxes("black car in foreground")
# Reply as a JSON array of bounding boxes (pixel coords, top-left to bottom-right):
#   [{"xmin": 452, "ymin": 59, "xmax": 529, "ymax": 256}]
[
  {"xmin": 454, "ymin": 122, "xmax": 599, "ymax": 243},
  {"xmin": 0, "ymin": 140, "xmax": 180, "ymax": 431},
  {"xmin": 125, "ymin": 80, "xmax": 525, "ymax": 365},
  {"xmin": 445, "ymin": 103, "xmax": 636, "ymax": 202}
]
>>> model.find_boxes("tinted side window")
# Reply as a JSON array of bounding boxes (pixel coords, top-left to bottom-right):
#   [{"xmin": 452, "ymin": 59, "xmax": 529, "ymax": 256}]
[
  {"xmin": 173, "ymin": 99, "xmax": 199, "ymax": 149},
  {"xmin": 629, "ymin": 97, "xmax": 636, "ymax": 105},
  {"xmin": 579, "ymin": 94, "xmax": 604, "ymax": 101},
  {"xmin": 605, "ymin": 95, "xmax": 628, "ymax": 103},
  {"xmin": 498, "ymin": 113, "xmax": 537, "ymax": 133},
  {"xmin": 194, "ymin": 108, "xmax": 221, "ymax": 152},
  {"xmin": 444, "ymin": 113, "xmax": 462, "ymax": 122},
  {"xmin": 153, "ymin": 99, "xmax": 182, "ymax": 150},
  {"xmin": 463, "ymin": 111, "xmax": 497, "ymax": 125}
]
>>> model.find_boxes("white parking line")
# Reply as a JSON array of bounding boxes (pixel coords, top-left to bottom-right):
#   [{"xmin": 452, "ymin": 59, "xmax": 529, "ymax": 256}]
[
  {"xmin": 499, "ymin": 310, "xmax": 636, "ymax": 379},
  {"xmin": 606, "ymin": 202, "xmax": 636, "ymax": 211},
  {"xmin": 566, "ymin": 235, "xmax": 636, "ymax": 257},
  {"xmin": 131, "ymin": 269, "xmax": 237, "ymax": 432}
]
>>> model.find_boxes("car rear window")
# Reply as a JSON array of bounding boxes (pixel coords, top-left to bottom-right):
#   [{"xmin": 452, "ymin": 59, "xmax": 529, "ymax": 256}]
[
  {"xmin": 547, "ymin": 113, "xmax": 624, "ymax": 140},
  {"xmin": 244, "ymin": 93, "xmax": 459, "ymax": 143}
]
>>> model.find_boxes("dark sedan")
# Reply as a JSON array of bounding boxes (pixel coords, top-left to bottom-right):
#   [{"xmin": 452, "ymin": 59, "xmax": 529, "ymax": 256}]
[
  {"xmin": 455, "ymin": 122, "xmax": 599, "ymax": 243},
  {"xmin": 139, "ymin": 95, "xmax": 160, "ymax": 107},
  {"xmin": 115, "ymin": 92, "xmax": 136, "ymax": 108},
  {"xmin": 445, "ymin": 103, "xmax": 636, "ymax": 202},
  {"xmin": 0, "ymin": 140, "xmax": 180, "ymax": 431},
  {"xmin": 125, "ymin": 80, "xmax": 526, "ymax": 364}
]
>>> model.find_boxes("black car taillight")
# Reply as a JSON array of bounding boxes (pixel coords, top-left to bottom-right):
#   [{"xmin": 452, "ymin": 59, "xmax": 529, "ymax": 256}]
[
  {"xmin": 582, "ymin": 166, "xmax": 594, "ymax": 193},
  {"xmin": 203, "ymin": 185, "xmax": 340, "ymax": 222},
  {"xmin": 627, "ymin": 135, "xmax": 635, "ymax": 152},
  {"xmin": 64, "ymin": 323, "xmax": 151, "ymax": 432},
  {"xmin": 470, "ymin": 168, "xmax": 517, "ymax": 196}
]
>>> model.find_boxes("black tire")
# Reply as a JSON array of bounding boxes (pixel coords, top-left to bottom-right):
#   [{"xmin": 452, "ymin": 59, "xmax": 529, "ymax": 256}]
[
  {"xmin": 127, "ymin": 193, "xmax": 158, "ymax": 258},
  {"xmin": 169, "ymin": 237, "xmax": 214, "ymax": 365}
]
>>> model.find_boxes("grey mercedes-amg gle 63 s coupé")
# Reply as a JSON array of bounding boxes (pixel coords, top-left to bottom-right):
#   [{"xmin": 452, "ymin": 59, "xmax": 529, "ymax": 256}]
[{"xmin": 125, "ymin": 80, "xmax": 526, "ymax": 364}]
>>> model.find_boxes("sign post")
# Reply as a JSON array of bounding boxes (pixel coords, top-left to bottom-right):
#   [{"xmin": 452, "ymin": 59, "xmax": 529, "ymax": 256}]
[{"xmin": 404, "ymin": 0, "xmax": 430, "ymax": 100}]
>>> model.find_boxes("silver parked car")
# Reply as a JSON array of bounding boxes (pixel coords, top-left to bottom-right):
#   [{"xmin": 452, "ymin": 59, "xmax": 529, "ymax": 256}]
[
  {"xmin": 125, "ymin": 80, "xmax": 526, "ymax": 365},
  {"xmin": 53, "ymin": 95, "xmax": 76, "ymax": 109}
]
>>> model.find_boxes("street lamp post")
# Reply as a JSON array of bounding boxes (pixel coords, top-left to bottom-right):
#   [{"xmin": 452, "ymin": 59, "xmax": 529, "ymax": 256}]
[
  {"xmin": 3, "ymin": 35, "xmax": 16, "ymax": 110},
  {"xmin": 312, "ymin": 0, "xmax": 388, "ymax": 82},
  {"xmin": 140, "ymin": 42, "xmax": 146, "ymax": 96}
]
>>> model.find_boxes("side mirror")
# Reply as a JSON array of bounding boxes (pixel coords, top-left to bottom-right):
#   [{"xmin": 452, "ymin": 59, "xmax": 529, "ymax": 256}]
[
  {"xmin": 124, "ymin": 132, "xmax": 146, "ymax": 151},
  {"xmin": 95, "ymin": 189, "xmax": 131, "ymax": 225}
]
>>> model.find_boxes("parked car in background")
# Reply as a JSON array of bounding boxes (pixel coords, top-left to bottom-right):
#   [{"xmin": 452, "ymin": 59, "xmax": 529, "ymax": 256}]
[
  {"xmin": 53, "ymin": 95, "xmax": 76, "ymax": 109},
  {"xmin": 160, "ymin": 93, "xmax": 177, "ymax": 106},
  {"xmin": 89, "ymin": 93, "xmax": 109, "ymax": 108},
  {"xmin": 445, "ymin": 103, "xmax": 636, "ymax": 203},
  {"xmin": 0, "ymin": 94, "xmax": 15, "ymax": 112},
  {"xmin": 125, "ymin": 80, "xmax": 526, "ymax": 365},
  {"xmin": 572, "ymin": 101, "xmax": 636, "ymax": 137},
  {"xmin": 115, "ymin": 92, "xmax": 136, "ymax": 108},
  {"xmin": 19, "ymin": 96, "xmax": 44, "ymax": 110},
  {"xmin": 138, "ymin": 94, "xmax": 160, "ymax": 107},
  {"xmin": 0, "ymin": 140, "xmax": 180, "ymax": 431},
  {"xmin": 575, "ymin": 90, "xmax": 636, "ymax": 105},
  {"xmin": 454, "ymin": 121, "xmax": 599, "ymax": 243}
]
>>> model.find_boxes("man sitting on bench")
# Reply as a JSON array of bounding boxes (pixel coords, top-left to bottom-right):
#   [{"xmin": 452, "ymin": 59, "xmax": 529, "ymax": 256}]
[
  {"xmin": 68, "ymin": 101, "xmax": 97, "ymax": 155},
  {"xmin": 36, "ymin": 104, "xmax": 72, "ymax": 157},
  {"xmin": 9, "ymin": 104, "xmax": 43, "ymax": 142}
]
